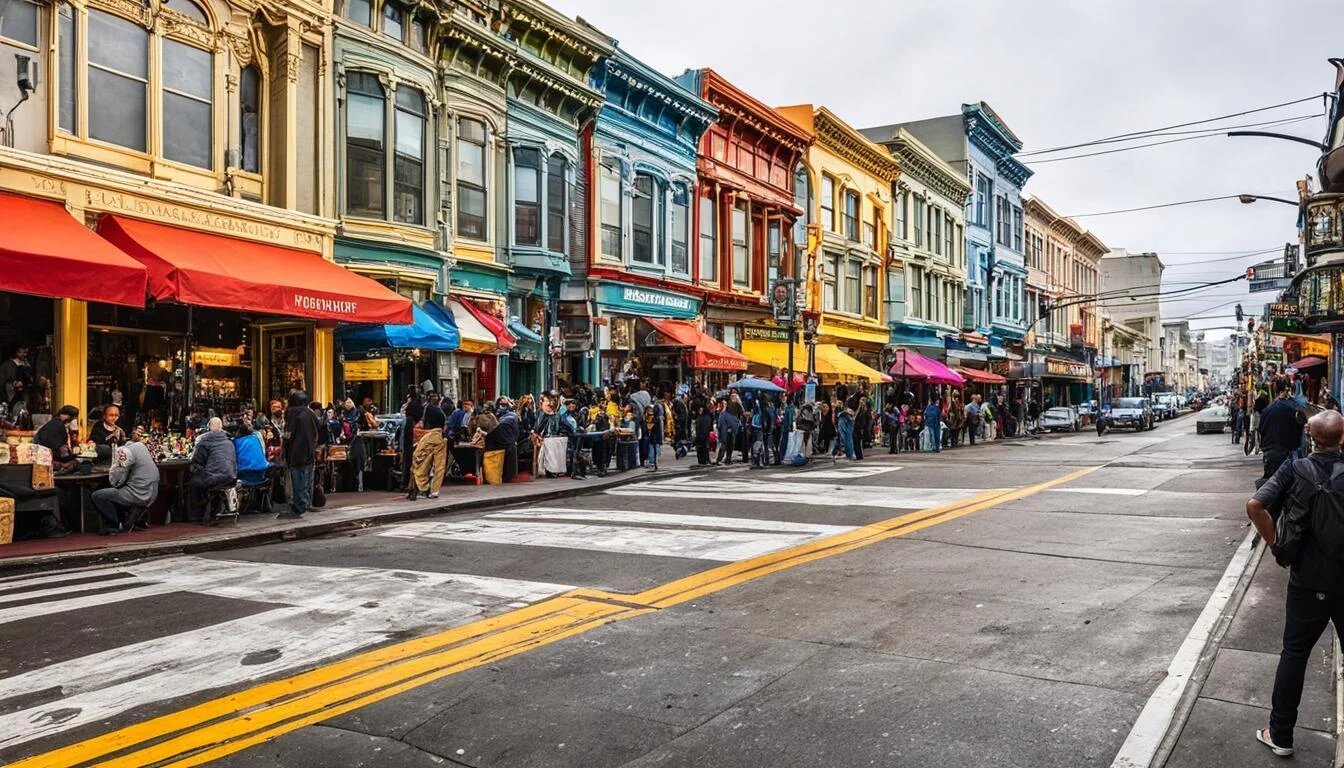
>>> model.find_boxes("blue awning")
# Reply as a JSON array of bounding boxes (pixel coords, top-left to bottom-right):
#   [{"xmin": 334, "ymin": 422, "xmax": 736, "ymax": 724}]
[
  {"xmin": 338, "ymin": 301, "xmax": 460, "ymax": 352},
  {"xmin": 508, "ymin": 319, "xmax": 544, "ymax": 345}
]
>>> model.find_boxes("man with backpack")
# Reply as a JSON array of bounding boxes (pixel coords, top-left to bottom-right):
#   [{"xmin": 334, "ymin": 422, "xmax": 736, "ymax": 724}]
[{"xmin": 1246, "ymin": 409, "xmax": 1344, "ymax": 757}]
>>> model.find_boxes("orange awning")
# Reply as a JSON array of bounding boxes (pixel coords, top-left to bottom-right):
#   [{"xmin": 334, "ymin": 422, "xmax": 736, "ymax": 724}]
[
  {"xmin": 647, "ymin": 319, "xmax": 748, "ymax": 371},
  {"xmin": 0, "ymin": 192, "xmax": 147, "ymax": 307},
  {"xmin": 97, "ymin": 215, "xmax": 412, "ymax": 324},
  {"xmin": 955, "ymin": 366, "xmax": 1007, "ymax": 385}
]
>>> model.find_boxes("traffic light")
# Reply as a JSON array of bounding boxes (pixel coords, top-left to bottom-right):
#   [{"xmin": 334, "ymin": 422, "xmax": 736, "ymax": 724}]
[{"xmin": 1235, "ymin": 304, "xmax": 1243, "ymax": 323}]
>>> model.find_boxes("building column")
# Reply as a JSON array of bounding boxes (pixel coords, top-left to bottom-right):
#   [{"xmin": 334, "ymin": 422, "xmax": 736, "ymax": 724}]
[
  {"xmin": 312, "ymin": 326, "xmax": 334, "ymax": 405},
  {"xmin": 54, "ymin": 299, "xmax": 88, "ymax": 416}
]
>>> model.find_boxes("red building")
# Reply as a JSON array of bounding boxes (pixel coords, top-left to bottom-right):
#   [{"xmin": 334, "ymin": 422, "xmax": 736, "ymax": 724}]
[{"xmin": 676, "ymin": 69, "xmax": 812, "ymax": 351}]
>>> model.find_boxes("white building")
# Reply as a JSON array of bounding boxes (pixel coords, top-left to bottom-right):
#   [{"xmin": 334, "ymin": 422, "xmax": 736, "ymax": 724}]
[{"xmin": 1100, "ymin": 249, "xmax": 1165, "ymax": 386}]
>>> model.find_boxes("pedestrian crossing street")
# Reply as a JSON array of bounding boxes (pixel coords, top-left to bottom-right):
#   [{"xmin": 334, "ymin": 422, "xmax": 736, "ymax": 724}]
[{"xmin": 0, "ymin": 472, "xmax": 992, "ymax": 759}]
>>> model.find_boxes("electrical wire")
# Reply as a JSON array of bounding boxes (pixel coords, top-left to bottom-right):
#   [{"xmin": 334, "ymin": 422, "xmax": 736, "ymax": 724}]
[
  {"xmin": 1161, "ymin": 248, "xmax": 1284, "ymax": 268},
  {"xmin": 1016, "ymin": 94, "xmax": 1324, "ymax": 157},
  {"xmin": 1064, "ymin": 195, "xmax": 1297, "ymax": 219},
  {"xmin": 1025, "ymin": 115, "xmax": 1322, "ymax": 164}
]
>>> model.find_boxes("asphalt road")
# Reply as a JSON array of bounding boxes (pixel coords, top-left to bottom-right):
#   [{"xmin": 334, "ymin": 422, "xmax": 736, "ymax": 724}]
[{"xmin": 0, "ymin": 414, "xmax": 1260, "ymax": 768}]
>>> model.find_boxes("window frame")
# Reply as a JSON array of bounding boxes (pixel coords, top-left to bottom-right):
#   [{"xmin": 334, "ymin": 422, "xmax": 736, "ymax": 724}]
[
  {"xmin": 392, "ymin": 86, "xmax": 427, "ymax": 225},
  {"xmin": 731, "ymin": 200, "xmax": 750, "ymax": 288},
  {"xmin": 820, "ymin": 174, "xmax": 836, "ymax": 232},
  {"xmin": 698, "ymin": 191, "xmax": 717, "ymax": 283},
  {"xmin": 671, "ymin": 182, "xmax": 690, "ymax": 276},
  {"xmin": 842, "ymin": 191, "xmax": 860, "ymax": 242},
  {"xmin": 0, "ymin": 0, "xmax": 40, "ymax": 48},
  {"xmin": 455, "ymin": 116, "xmax": 489, "ymax": 242},
  {"xmin": 512, "ymin": 145, "xmax": 542, "ymax": 247},
  {"xmin": 631, "ymin": 171, "xmax": 657, "ymax": 265},
  {"xmin": 546, "ymin": 153, "xmax": 568, "ymax": 255}
]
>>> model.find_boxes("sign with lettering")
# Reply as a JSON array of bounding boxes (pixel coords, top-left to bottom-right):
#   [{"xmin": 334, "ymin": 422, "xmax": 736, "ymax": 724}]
[
  {"xmin": 344, "ymin": 358, "xmax": 389, "ymax": 381},
  {"xmin": 743, "ymin": 324, "xmax": 791, "ymax": 342},
  {"xmin": 594, "ymin": 281, "xmax": 700, "ymax": 319},
  {"xmin": 1044, "ymin": 357, "xmax": 1091, "ymax": 379}
]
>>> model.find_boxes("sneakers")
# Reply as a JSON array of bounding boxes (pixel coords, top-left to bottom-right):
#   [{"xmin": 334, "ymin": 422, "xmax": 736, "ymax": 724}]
[
  {"xmin": 427, "ymin": 492, "xmax": 439, "ymax": 499},
  {"xmin": 406, "ymin": 487, "xmax": 419, "ymax": 501},
  {"xmin": 1256, "ymin": 728, "xmax": 1294, "ymax": 757},
  {"xmin": 275, "ymin": 511, "xmax": 303, "ymax": 520}
]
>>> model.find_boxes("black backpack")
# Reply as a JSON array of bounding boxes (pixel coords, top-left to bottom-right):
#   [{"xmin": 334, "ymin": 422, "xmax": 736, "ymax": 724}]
[{"xmin": 1278, "ymin": 458, "xmax": 1344, "ymax": 568}]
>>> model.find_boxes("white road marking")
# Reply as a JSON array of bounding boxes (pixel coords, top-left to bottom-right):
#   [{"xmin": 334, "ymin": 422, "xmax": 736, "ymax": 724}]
[
  {"xmin": 1046, "ymin": 487, "xmax": 1148, "ymax": 497},
  {"xmin": 798, "ymin": 465, "xmax": 903, "ymax": 479},
  {"xmin": 1109, "ymin": 528, "xmax": 1258, "ymax": 768},
  {"xmin": 0, "ymin": 557, "xmax": 571, "ymax": 749},
  {"xmin": 380, "ymin": 518, "xmax": 853, "ymax": 562},
  {"xmin": 488, "ymin": 507, "xmax": 853, "ymax": 535},
  {"xmin": 606, "ymin": 477, "xmax": 991, "ymax": 509}
]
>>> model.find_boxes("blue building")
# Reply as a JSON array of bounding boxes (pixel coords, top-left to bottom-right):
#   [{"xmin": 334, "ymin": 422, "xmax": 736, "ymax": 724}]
[{"xmin": 865, "ymin": 102, "xmax": 1033, "ymax": 366}]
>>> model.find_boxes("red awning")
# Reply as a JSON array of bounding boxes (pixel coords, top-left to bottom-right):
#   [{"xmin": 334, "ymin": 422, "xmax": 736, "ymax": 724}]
[
  {"xmin": 97, "ymin": 215, "xmax": 412, "ymax": 324},
  {"xmin": 0, "ymin": 192, "xmax": 147, "ymax": 307},
  {"xmin": 459, "ymin": 298, "xmax": 516, "ymax": 351},
  {"xmin": 955, "ymin": 366, "xmax": 1007, "ymax": 385},
  {"xmin": 888, "ymin": 349, "xmax": 963, "ymax": 386},
  {"xmin": 1288, "ymin": 356, "xmax": 1327, "ymax": 370},
  {"xmin": 647, "ymin": 319, "xmax": 748, "ymax": 371}
]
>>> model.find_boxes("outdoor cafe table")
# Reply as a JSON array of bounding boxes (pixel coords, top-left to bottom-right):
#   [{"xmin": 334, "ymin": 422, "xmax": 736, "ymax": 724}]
[{"xmin": 53, "ymin": 466, "xmax": 109, "ymax": 533}]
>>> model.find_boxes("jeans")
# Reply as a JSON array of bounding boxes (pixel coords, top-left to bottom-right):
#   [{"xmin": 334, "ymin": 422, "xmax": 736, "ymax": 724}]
[
  {"xmin": 289, "ymin": 463, "xmax": 315, "ymax": 515},
  {"xmin": 717, "ymin": 427, "xmax": 738, "ymax": 464},
  {"xmin": 835, "ymin": 418, "xmax": 855, "ymax": 459},
  {"xmin": 927, "ymin": 422, "xmax": 942, "ymax": 451},
  {"xmin": 1271, "ymin": 585, "xmax": 1344, "ymax": 747},
  {"xmin": 646, "ymin": 440, "xmax": 661, "ymax": 468},
  {"xmin": 966, "ymin": 419, "xmax": 979, "ymax": 446},
  {"xmin": 91, "ymin": 487, "xmax": 140, "ymax": 528}
]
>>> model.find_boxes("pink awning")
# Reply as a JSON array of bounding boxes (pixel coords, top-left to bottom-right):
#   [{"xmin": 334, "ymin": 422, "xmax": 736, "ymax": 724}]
[{"xmin": 889, "ymin": 349, "xmax": 964, "ymax": 386}]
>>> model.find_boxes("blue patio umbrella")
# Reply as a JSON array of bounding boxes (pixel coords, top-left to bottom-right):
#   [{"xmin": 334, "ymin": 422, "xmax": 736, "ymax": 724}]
[{"xmin": 727, "ymin": 376, "xmax": 785, "ymax": 393}]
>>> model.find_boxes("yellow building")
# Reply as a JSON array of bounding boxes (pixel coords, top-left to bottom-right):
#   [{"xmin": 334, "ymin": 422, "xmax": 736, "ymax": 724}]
[
  {"xmin": 0, "ymin": 0, "xmax": 410, "ymax": 424},
  {"xmin": 777, "ymin": 105, "xmax": 900, "ymax": 381}
]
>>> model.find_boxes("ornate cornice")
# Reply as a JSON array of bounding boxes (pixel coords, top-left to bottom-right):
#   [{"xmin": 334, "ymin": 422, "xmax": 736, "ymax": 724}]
[
  {"xmin": 996, "ymin": 155, "xmax": 1033, "ymax": 188},
  {"xmin": 601, "ymin": 55, "xmax": 716, "ymax": 131},
  {"xmin": 889, "ymin": 130, "xmax": 969, "ymax": 204},
  {"xmin": 693, "ymin": 69, "xmax": 812, "ymax": 155},
  {"xmin": 498, "ymin": 0, "xmax": 612, "ymax": 62},
  {"xmin": 813, "ymin": 107, "xmax": 900, "ymax": 184}
]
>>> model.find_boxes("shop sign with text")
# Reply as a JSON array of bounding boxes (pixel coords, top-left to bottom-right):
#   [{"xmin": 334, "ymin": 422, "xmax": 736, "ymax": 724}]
[{"xmin": 595, "ymin": 282, "xmax": 700, "ymax": 319}]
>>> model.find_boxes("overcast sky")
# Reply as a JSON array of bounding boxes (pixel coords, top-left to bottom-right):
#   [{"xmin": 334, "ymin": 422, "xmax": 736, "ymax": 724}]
[{"xmin": 557, "ymin": 0, "xmax": 1340, "ymax": 340}]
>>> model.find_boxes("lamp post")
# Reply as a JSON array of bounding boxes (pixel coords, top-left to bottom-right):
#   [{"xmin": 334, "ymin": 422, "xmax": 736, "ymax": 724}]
[{"xmin": 1237, "ymin": 194, "xmax": 1301, "ymax": 207}]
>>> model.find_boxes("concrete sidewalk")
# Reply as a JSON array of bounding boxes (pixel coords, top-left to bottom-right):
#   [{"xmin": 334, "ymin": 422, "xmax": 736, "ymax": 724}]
[{"xmin": 1162, "ymin": 543, "xmax": 1340, "ymax": 767}]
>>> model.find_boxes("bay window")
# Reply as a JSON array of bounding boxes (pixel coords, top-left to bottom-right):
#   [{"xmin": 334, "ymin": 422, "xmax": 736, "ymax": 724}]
[
  {"xmin": 393, "ymin": 87, "xmax": 426, "ymax": 225},
  {"xmin": 699, "ymin": 193, "xmax": 717, "ymax": 282},
  {"xmin": 87, "ymin": 10, "xmax": 149, "ymax": 152},
  {"xmin": 456, "ymin": 117, "xmax": 488, "ymax": 240},
  {"xmin": 731, "ymin": 201, "xmax": 749, "ymax": 287},
  {"xmin": 632, "ymin": 173, "xmax": 655, "ymax": 264},
  {"xmin": 599, "ymin": 161, "xmax": 621, "ymax": 260},
  {"xmin": 513, "ymin": 147, "xmax": 541, "ymax": 246},
  {"xmin": 843, "ymin": 192, "xmax": 859, "ymax": 241},
  {"xmin": 547, "ymin": 154, "xmax": 567, "ymax": 254},
  {"xmin": 671, "ymin": 184, "xmax": 690, "ymax": 274},
  {"xmin": 345, "ymin": 72, "xmax": 386, "ymax": 218},
  {"xmin": 845, "ymin": 260, "xmax": 861, "ymax": 313}
]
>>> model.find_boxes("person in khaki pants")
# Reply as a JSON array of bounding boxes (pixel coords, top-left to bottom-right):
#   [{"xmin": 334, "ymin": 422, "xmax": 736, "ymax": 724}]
[{"xmin": 407, "ymin": 396, "xmax": 447, "ymax": 500}]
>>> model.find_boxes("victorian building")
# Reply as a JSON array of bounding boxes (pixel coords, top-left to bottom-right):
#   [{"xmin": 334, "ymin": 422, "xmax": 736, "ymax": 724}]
[
  {"xmin": 777, "ymin": 105, "xmax": 897, "ymax": 383},
  {"xmin": 574, "ymin": 47, "xmax": 729, "ymax": 387},
  {"xmin": 0, "ymin": 0, "xmax": 413, "ymax": 424},
  {"xmin": 674, "ymin": 69, "xmax": 811, "ymax": 364}
]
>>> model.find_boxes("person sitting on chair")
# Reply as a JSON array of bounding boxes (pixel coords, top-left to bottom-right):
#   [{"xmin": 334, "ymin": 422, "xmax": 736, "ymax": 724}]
[
  {"xmin": 189, "ymin": 417, "xmax": 237, "ymax": 523},
  {"xmin": 91, "ymin": 439, "xmax": 159, "ymax": 535},
  {"xmin": 234, "ymin": 414, "xmax": 273, "ymax": 514}
]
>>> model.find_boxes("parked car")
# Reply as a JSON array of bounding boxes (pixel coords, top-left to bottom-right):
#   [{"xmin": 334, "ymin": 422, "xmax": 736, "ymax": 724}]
[
  {"xmin": 1152, "ymin": 395, "xmax": 1179, "ymax": 421},
  {"xmin": 1041, "ymin": 406, "xmax": 1082, "ymax": 432},
  {"xmin": 1195, "ymin": 405, "xmax": 1230, "ymax": 434},
  {"xmin": 1103, "ymin": 397, "xmax": 1154, "ymax": 432}
]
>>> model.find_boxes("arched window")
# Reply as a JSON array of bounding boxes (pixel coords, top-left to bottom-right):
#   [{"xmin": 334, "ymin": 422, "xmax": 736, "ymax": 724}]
[
  {"xmin": 547, "ymin": 154, "xmax": 567, "ymax": 254},
  {"xmin": 513, "ymin": 146, "xmax": 541, "ymax": 246},
  {"xmin": 239, "ymin": 65, "xmax": 262, "ymax": 173},
  {"xmin": 164, "ymin": 0, "xmax": 207, "ymax": 23},
  {"xmin": 345, "ymin": 72, "xmax": 386, "ymax": 217},
  {"xmin": 393, "ymin": 87, "xmax": 426, "ymax": 224},
  {"xmin": 671, "ymin": 183, "xmax": 689, "ymax": 275}
]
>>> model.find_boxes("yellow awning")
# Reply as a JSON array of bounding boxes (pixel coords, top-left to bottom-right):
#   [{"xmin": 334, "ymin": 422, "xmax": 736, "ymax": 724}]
[
  {"xmin": 741, "ymin": 340, "xmax": 889, "ymax": 383},
  {"xmin": 817, "ymin": 320, "xmax": 890, "ymax": 347}
]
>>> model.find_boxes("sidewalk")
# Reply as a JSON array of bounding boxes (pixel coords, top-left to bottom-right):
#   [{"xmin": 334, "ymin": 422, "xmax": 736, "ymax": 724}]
[{"xmin": 1162, "ymin": 543, "xmax": 1340, "ymax": 766}]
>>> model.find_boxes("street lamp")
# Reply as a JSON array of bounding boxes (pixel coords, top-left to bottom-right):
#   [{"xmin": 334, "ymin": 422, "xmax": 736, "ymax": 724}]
[{"xmin": 1237, "ymin": 194, "xmax": 1300, "ymax": 207}]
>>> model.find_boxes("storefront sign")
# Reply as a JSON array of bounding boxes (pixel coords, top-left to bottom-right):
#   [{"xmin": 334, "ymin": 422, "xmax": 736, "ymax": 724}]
[
  {"xmin": 743, "ymin": 324, "xmax": 791, "ymax": 342},
  {"xmin": 1045, "ymin": 358, "xmax": 1091, "ymax": 379},
  {"xmin": 193, "ymin": 348, "xmax": 241, "ymax": 367},
  {"xmin": 594, "ymin": 282, "xmax": 700, "ymax": 319},
  {"xmin": 1269, "ymin": 301, "xmax": 1300, "ymax": 318},
  {"xmin": 293, "ymin": 295, "xmax": 359, "ymax": 316},
  {"xmin": 344, "ymin": 358, "xmax": 389, "ymax": 381}
]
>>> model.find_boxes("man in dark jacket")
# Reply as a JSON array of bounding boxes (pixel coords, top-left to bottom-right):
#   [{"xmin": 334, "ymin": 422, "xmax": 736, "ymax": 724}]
[
  {"xmin": 189, "ymin": 417, "xmax": 237, "ymax": 523},
  {"xmin": 1260, "ymin": 379, "xmax": 1306, "ymax": 484},
  {"xmin": 1247, "ymin": 409, "xmax": 1344, "ymax": 757},
  {"xmin": 283, "ymin": 391, "xmax": 320, "ymax": 518},
  {"xmin": 485, "ymin": 399, "xmax": 519, "ymax": 451}
]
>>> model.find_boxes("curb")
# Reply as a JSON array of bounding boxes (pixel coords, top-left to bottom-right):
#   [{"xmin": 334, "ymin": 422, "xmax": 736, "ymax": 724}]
[{"xmin": 0, "ymin": 464, "xmax": 696, "ymax": 576}]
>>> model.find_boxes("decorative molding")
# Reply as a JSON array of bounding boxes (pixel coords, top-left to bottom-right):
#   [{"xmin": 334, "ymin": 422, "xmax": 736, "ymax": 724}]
[
  {"xmin": 286, "ymin": 52, "xmax": 302, "ymax": 82},
  {"xmin": 813, "ymin": 108, "xmax": 900, "ymax": 184},
  {"xmin": 89, "ymin": 0, "xmax": 151, "ymax": 26},
  {"xmin": 602, "ymin": 58, "xmax": 716, "ymax": 128},
  {"xmin": 888, "ymin": 132, "xmax": 970, "ymax": 204},
  {"xmin": 157, "ymin": 8, "xmax": 217, "ymax": 49}
]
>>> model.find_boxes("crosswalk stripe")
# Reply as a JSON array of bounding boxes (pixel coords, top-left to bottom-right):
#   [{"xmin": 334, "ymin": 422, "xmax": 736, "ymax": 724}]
[
  {"xmin": 487, "ymin": 507, "xmax": 854, "ymax": 535},
  {"xmin": 796, "ymin": 465, "xmax": 903, "ymax": 479},
  {"xmin": 0, "ymin": 558, "xmax": 571, "ymax": 751},
  {"xmin": 606, "ymin": 477, "xmax": 989, "ymax": 509}
]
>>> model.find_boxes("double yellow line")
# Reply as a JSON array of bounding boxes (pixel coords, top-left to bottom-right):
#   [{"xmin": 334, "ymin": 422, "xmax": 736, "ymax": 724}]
[{"xmin": 16, "ymin": 466, "xmax": 1097, "ymax": 768}]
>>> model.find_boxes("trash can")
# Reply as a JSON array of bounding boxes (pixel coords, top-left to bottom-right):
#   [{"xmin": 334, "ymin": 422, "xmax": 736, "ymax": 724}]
[{"xmin": 483, "ymin": 449, "xmax": 506, "ymax": 485}]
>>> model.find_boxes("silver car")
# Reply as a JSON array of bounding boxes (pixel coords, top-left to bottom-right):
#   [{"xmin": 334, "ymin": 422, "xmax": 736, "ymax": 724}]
[
  {"xmin": 1195, "ymin": 405, "xmax": 1230, "ymax": 434},
  {"xmin": 1041, "ymin": 406, "xmax": 1081, "ymax": 432}
]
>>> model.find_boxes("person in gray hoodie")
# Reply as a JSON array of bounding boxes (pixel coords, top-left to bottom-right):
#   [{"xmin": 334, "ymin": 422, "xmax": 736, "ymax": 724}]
[
  {"xmin": 92, "ymin": 440, "xmax": 160, "ymax": 534},
  {"xmin": 189, "ymin": 417, "xmax": 237, "ymax": 522}
]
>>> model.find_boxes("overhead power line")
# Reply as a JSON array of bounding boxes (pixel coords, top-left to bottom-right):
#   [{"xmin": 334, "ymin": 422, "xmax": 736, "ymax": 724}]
[
  {"xmin": 1162, "ymin": 247, "xmax": 1284, "ymax": 268},
  {"xmin": 1064, "ymin": 194, "xmax": 1296, "ymax": 218},
  {"xmin": 1024, "ymin": 115, "xmax": 1321, "ymax": 164},
  {"xmin": 1017, "ymin": 94, "xmax": 1324, "ymax": 157}
]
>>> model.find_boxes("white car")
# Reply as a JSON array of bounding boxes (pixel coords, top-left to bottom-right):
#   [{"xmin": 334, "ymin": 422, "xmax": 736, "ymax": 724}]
[
  {"xmin": 1195, "ymin": 406, "xmax": 1230, "ymax": 434},
  {"xmin": 1041, "ymin": 406, "xmax": 1081, "ymax": 432}
]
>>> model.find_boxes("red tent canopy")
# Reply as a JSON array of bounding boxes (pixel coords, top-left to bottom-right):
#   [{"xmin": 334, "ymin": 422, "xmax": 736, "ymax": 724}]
[
  {"xmin": 647, "ymin": 319, "xmax": 748, "ymax": 371},
  {"xmin": 459, "ymin": 297, "xmax": 517, "ymax": 350},
  {"xmin": 955, "ymin": 366, "xmax": 1007, "ymax": 385},
  {"xmin": 0, "ymin": 192, "xmax": 147, "ymax": 307},
  {"xmin": 97, "ymin": 215, "xmax": 412, "ymax": 324},
  {"xmin": 888, "ymin": 349, "xmax": 964, "ymax": 386}
]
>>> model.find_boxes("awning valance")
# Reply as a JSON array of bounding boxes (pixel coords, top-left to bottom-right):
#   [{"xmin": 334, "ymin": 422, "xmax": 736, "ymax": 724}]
[
  {"xmin": 446, "ymin": 298, "xmax": 502, "ymax": 355},
  {"xmin": 458, "ymin": 297, "xmax": 516, "ymax": 351},
  {"xmin": 889, "ymin": 349, "xmax": 963, "ymax": 386},
  {"xmin": 337, "ymin": 302, "xmax": 460, "ymax": 352},
  {"xmin": 97, "ymin": 215, "xmax": 412, "ymax": 324},
  {"xmin": 0, "ymin": 192, "xmax": 147, "ymax": 307},
  {"xmin": 955, "ymin": 366, "xmax": 1007, "ymax": 385},
  {"xmin": 742, "ymin": 340, "xmax": 889, "ymax": 383},
  {"xmin": 647, "ymin": 319, "xmax": 748, "ymax": 371}
]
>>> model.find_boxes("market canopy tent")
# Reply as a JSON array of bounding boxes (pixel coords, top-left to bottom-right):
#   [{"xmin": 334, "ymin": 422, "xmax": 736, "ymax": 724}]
[
  {"xmin": 954, "ymin": 366, "xmax": 1007, "ymax": 385},
  {"xmin": 646, "ymin": 319, "xmax": 748, "ymax": 371},
  {"xmin": 97, "ymin": 215, "xmax": 413, "ymax": 324},
  {"xmin": 1288, "ymin": 356, "xmax": 1327, "ymax": 370},
  {"xmin": 337, "ymin": 302, "xmax": 461, "ymax": 352},
  {"xmin": 889, "ymin": 349, "xmax": 964, "ymax": 386},
  {"xmin": 741, "ymin": 340, "xmax": 890, "ymax": 383},
  {"xmin": 457, "ymin": 297, "xmax": 517, "ymax": 351},
  {"xmin": 0, "ymin": 192, "xmax": 147, "ymax": 307}
]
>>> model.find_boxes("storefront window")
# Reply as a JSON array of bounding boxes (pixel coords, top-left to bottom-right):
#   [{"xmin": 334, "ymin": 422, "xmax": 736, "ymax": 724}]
[
  {"xmin": 632, "ymin": 173, "xmax": 655, "ymax": 264},
  {"xmin": 670, "ymin": 184, "xmax": 690, "ymax": 274},
  {"xmin": 88, "ymin": 10, "xmax": 149, "ymax": 152},
  {"xmin": 394, "ymin": 87, "xmax": 426, "ymax": 225},
  {"xmin": 547, "ymin": 154, "xmax": 567, "ymax": 254},
  {"xmin": 346, "ymin": 72, "xmax": 386, "ymax": 218},
  {"xmin": 731, "ymin": 202, "xmax": 749, "ymax": 287},
  {"xmin": 699, "ymin": 193, "xmax": 716, "ymax": 282},
  {"xmin": 600, "ymin": 161, "xmax": 621, "ymax": 260},
  {"xmin": 456, "ymin": 117, "xmax": 487, "ymax": 240},
  {"xmin": 513, "ymin": 147, "xmax": 542, "ymax": 246}
]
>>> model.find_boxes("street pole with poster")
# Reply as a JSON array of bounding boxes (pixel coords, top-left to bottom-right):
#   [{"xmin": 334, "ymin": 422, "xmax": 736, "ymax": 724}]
[{"xmin": 770, "ymin": 278, "xmax": 796, "ymax": 400}]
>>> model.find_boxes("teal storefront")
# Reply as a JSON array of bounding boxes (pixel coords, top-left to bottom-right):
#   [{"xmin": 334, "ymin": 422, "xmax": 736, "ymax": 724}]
[{"xmin": 590, "ymin": 280, "xmax": 702, "ymax": 386}]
